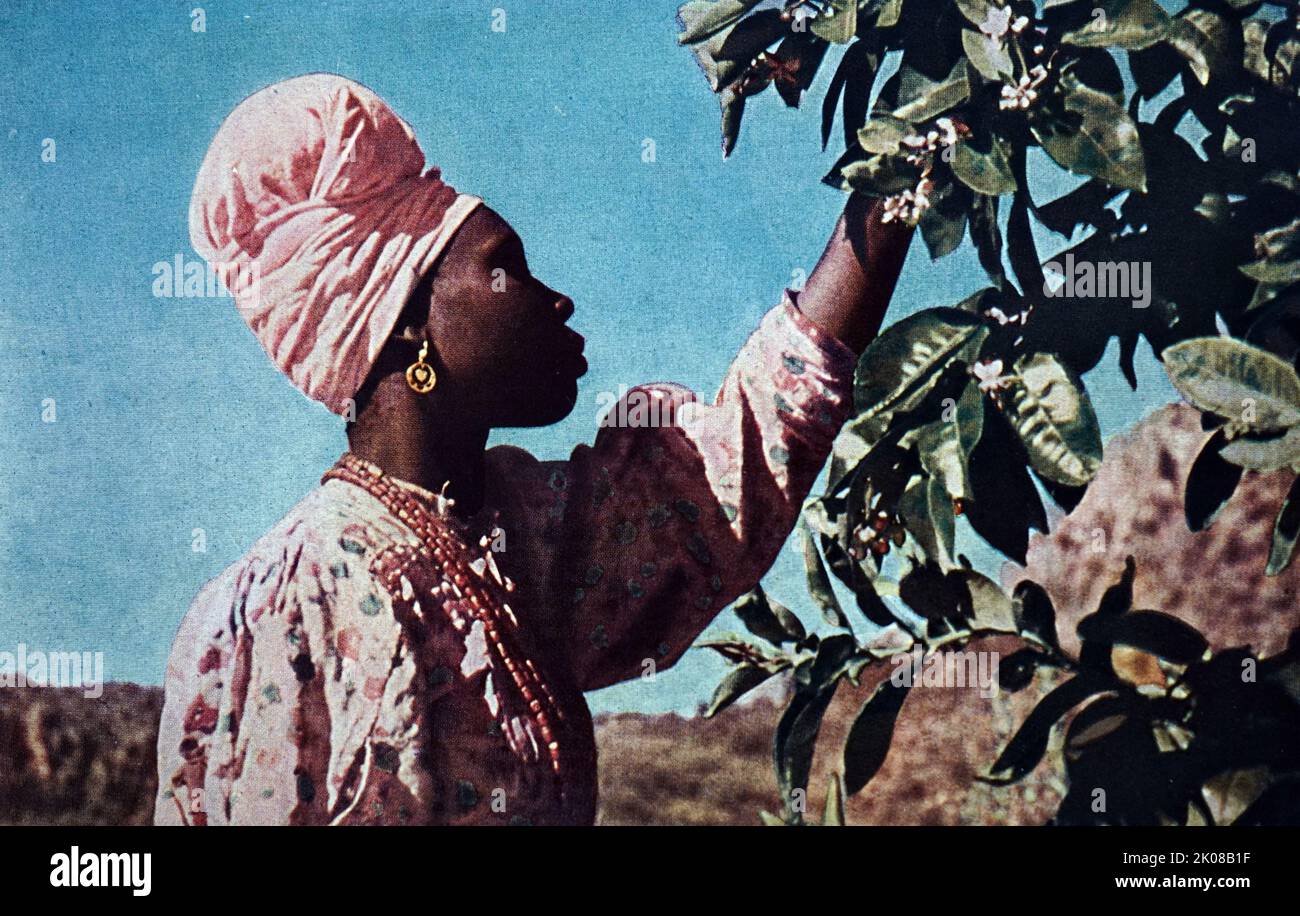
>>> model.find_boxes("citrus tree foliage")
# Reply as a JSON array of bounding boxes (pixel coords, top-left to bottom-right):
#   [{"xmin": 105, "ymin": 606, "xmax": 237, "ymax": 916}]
[
  {"xmin": 678, "ymin": 0, "xmax": 1300, "ymax": 823},
  {"xmin": 703, "ymin": 566, "xmax": 1300, "ymax": 824}
]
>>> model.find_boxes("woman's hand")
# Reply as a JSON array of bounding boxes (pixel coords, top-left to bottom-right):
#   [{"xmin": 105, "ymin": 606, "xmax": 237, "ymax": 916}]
[{"xmin": 797, "ymin": 194, "xmax": 916, "ymax": 354}]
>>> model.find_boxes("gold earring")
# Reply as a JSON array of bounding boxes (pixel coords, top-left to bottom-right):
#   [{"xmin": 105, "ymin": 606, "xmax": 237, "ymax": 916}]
[{"xmin": 406, "ymin": 340, "xmax": 437, "ymax": 394}]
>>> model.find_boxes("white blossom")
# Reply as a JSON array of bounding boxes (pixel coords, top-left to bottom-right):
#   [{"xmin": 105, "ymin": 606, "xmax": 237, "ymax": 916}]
[
  {"xmin": 979, "ymin": 6, "xmax": 1013, "ymax": 40},
  {"xmin": 980, "ymin": 6, "xmax": 1029, "ymax": 38},
  {"xmin": 986, "ymin": 306, "xmax": 1029, "ymax": 326},
  {"xmin": 998, "ymin": 64, "xmax": 1050, "ymax": 110},
  {"xmin": 974, "ymin": 359, "xmax": 1011, "ymax": 394}
]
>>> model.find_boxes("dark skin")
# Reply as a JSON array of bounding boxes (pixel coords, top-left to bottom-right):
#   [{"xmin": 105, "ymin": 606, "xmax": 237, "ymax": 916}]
[{"xmin": 347, "ymin": 195, "xmax": 914, "ymax": 519}]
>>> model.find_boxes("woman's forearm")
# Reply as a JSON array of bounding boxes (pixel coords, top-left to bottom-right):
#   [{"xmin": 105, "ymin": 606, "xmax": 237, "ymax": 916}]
[{"xmin": 798, "ymin": 195, "xmax": 916, "ymax": 354}]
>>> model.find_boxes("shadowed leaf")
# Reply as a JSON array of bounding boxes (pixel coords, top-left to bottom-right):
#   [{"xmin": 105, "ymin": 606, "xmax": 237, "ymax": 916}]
[
  {"xmin": 1185, "ymin": 429, "xmax": 1244, "ymax": 531},
  {"xmin": 843, "ymin": 678, "xmax": 911, "ymax": 794}
]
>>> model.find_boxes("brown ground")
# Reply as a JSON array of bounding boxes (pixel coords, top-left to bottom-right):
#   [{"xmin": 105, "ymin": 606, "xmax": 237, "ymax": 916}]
[
  {"xmin": 0, "ymin": 665, "xmax": 1065, "ymax": 827},
  {"xmin": 594, "ymin": 636, "xmax": 1069, "ymax": 826},
  {"xmin": 0, "ymin": 683, "xmax": 161, "ymax": 826}
]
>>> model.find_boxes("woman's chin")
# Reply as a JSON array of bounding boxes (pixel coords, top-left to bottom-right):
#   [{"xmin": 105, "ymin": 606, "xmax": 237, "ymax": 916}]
[{"xmin": 502, "ymin": 380, "xmax": 579, "ymax": 428}]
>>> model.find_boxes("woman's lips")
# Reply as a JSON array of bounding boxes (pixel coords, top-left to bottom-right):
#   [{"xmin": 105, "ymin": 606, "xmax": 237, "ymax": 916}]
[
  {"xmin": 568, "ymin": 344, "xmax": 588, "ymax": 378},
  {"xmin": 562, "ymin": 330, "xmax": 587, "ymax": 377}
]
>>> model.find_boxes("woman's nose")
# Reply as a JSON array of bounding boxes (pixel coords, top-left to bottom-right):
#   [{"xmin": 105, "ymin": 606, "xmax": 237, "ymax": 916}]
[{"xmin": 553, "ymin": 295, "xmax": 574, "ymax": 322}]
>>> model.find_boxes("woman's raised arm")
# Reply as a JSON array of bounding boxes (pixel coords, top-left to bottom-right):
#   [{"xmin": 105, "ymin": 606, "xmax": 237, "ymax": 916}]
[
  {"xmin": 493, "ymin": 198, "xmax": 915, "ymax": 692},
  {"xmin": 798, "ymin": 195, "xmax": 916, "ymax": 353}
]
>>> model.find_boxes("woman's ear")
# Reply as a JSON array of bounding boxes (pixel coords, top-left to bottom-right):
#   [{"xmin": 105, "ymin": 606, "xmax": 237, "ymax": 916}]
[
  {"xmin": 398, "ymin": 269, "xmax": 436, "ymax": 340},
  {"xmin": 389, "ymin": 322, "xmax": 424, "ymax": 346}
]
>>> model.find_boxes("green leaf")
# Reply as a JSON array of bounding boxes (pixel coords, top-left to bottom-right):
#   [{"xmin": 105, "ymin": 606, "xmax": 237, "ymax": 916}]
[
  {"xmin": 1032, "ymin": 78, "xmax": 1147, "ymax": 192},
  {"xmin": 998, "ymin": 647, "xmax": 1048, "ymax": 692},
  {"xmin": 681, "ymin": 3, "xmax": 780, "ymax": 96},
  {"xmin": 735, "ymin": 587, "xmax": 807, "ymax": 646},
  {"xmin": 1013, "ymin": 579, "xmax": 1060, "ymax": 649},
  {"xmin": 705, "ymin": 663, "xmax": 776, "ymax": 717},
  {"xmin": 876, "ymin": 0, "xmax": 904, "ymax": 28},
  {"xmin": 962, "ymin": 29, "xmax": 1013, "ymax": 81},
  {"xmin": 987, "ymin": 676, "xmax": 1109, "ymax": 782},
  {"xmin": 775, "ymin": 648, "xmax": 850, "ymax": 820},
  {"xmin": 854, "ymin": 308, "xmax": 990, "ymax": 417},
  {"xmin": 1266, "ymin": 476, "xmax": 1300, "ymax": 576},
  {"xmin": 1240, "ymin": 218, "xmax": 1300, "ymax": 285},
  {"xmin": 965, "ymin": 402, "xmax": 1049, "ymax": 564},
  {"xmin": 858, "ymin": 114, "xmax": 913, "ymax": 155},
  {"xmin": 811, "ymin": 0, "xmax": 857, "ymax": 44},
  {"xmin": 715, "ymin": 8, "xmax": 788, "ymax": 61},
  {"xmin": 1000, "ymin": 352, "xmax": 1104, "ymax": 487},
  {"xmin": 1064, "ymin": 695, "xmax": 1131, "ymax": 755},
  {"xmin": 892, "ymin": 61, "xmax": 971, "ymax": 123},
  {"xmin": 956, "ymin": 377, "xmax": 986, "ymax": 464},
  {"xmin": 830, "ymin": 409, "xmax": 890, "ymax": 475},
  {"xmin": 1220, "ymin": 427, "xmax": 1300, "ymax": 472},
  {"xmin": 842, "ymin": 678, "xmax": 911, "ymax": 794},
  {"xmin": 803, "ymin": 523, "xmax": 850, "ymax": 629},
  {"xmin": 1060, "ymin": 0, "xmax": 1169, "ymax": 50},
  {"xmin": 840, "ymin": 152, "xmax": 917, "ymax": 194},
  {"xmin": 800, "ymin": 634, "xmax": 858, "ymax": 692},
  {"xmin": 955, "ymin": 0, "xmax": 997, "ymax": 28},
  {"xmin": 1163, "ymin": 337, "xmax": 1300, "ymax": 432},
  {"xmin": 899, "ymin": 558, "xmax": 973, "ymax": 625},
  {"xmin": 917, "ymin": 382, "xmax": 983, "ymax": 501},
  {"xmin": 958, "ymin": 568, "xmax": 1018, "ymax": 632},
  {"xmin": 898, "ymin": 473, "xmax": 947, "ymax": 565},
  {"xmin": 1241, "ymin": 259, "xmax": 1300, "ymax": 285},
  {"xmin": 699, "ymin": 636, "xmax": 774, "ymax": 665},
  {"xmin": 823, "ymin": 40, "xmax": 879, "ymax": 150},
  {"xmin": 719, "ymin": 87, "xmax": 746, "ymax": 158},
  {"xmin": 677, "ymin": 0, "xmax": 766, "ymax": 45},
  {"xmin": 1167, "ymin": 8, "xmax": 1233, "ymax": 87},
  {"xmin": 918, "ymin": 182, "xmax": 970, "ymax": 260},
  {"xmin": 969, "ymin": 194, "xmax": 1007, "ymax": 288},
  {"xmin": 1244, "ymin": 19, "xmax": 1300, "ymax": 94},
  {"xmin": 928, "ymin": 474, "xmax": 958, "ymax": 566},
  {"xmin": 951, "ymin": 132, "xmax": 1018, "ymax": 195},
  {"xmin": 822, "ymin": 772, "xmax": 847, "ymax": 825},
  {"xmin": 1078, "ymin": 610, "xmax": 1208, "ymax": 664},
  {"xmin": 1185, "ymin": 429, "xmax": 1243, "ymax": 531}
]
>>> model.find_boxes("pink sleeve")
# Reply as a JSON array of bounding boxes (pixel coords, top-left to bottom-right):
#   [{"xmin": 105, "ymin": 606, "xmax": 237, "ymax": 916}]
[{"xmin": 547, "ymin": 294, "xmax": 856, "ymax": 691}]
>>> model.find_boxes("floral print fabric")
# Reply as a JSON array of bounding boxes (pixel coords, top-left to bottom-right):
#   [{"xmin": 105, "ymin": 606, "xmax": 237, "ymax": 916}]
[{"xmin": 154, "ymin": 294, "xmax": 856, "ymax": 825}]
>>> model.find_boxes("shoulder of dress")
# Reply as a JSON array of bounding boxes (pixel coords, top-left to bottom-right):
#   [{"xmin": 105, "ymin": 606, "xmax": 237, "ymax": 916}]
[
  {"xmin": 188, "ymin": 482, "xmax": 418, "ymax": 620},
  {"xmin": 485, "ymin": 442, "xmax": 541, "ymax": 476},
  {"xmin": 484, "ymin": 442, "xmax": 554, "ymax": 504}
]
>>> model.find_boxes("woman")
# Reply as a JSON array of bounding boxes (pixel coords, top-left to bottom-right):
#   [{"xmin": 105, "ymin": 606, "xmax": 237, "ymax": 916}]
[{"xmin": 155, "ymin": 73, "xmax": 912, "ymax": 826}]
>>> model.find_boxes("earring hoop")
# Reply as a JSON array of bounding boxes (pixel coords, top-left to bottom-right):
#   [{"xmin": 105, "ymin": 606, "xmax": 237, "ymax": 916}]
[{"xmin": 406, "ymin": 340, "xmax": 437, "ymax": 394}]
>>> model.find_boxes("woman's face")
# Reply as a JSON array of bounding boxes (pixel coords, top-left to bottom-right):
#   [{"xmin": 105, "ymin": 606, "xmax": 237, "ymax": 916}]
[{"xmin": 423, "ymin": 205, "xmax": 586, "ymax": 428}]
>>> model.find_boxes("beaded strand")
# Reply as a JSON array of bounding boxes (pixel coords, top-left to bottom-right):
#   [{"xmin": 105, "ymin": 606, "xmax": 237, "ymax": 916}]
[{"xmin": 323, "ymin": 452, "xmax": 565, "ymax": 779}]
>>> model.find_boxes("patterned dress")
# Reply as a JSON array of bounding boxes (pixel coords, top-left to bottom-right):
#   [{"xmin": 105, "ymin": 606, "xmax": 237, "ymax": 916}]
[{"xmin": 154, "ymin": 296, "xmax": 855, "ymax": 825}]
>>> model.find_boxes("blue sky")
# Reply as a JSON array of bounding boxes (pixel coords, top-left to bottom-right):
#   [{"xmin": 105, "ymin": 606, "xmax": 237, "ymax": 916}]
[{"xmin": 0, "ymin": 0, "xmax": 1176, "ymax": 714}]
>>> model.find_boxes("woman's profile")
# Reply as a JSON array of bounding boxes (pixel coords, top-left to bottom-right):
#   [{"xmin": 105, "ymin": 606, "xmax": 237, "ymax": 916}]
[{"xmin": 154, "ymin": 72, "xmax": 913, "ymax": 826}]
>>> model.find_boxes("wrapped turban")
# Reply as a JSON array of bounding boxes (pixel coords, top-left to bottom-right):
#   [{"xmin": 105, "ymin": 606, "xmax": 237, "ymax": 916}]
[{"xmin": 189, "ymin": 73, "xmax": 482, "ymax": 415}]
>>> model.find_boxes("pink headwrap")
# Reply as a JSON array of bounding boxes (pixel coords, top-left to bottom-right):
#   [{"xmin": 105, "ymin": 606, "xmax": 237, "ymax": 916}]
[{"xmin": 189, "ymin": 73, "xmax": 482, "ymax": 415}]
